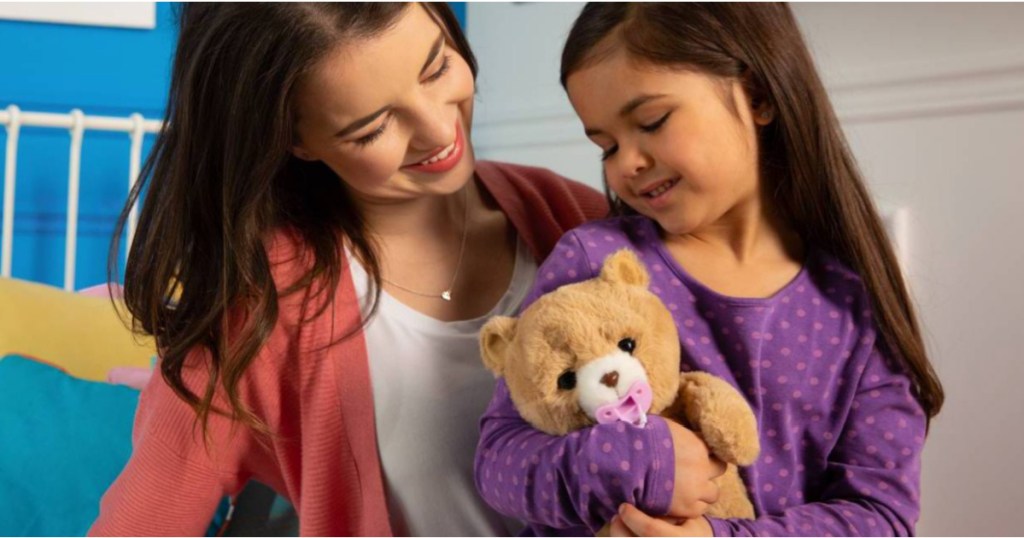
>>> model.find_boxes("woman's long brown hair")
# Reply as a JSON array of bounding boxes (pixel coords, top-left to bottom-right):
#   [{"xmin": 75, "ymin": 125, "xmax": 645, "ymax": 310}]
[
  {"xmin": 108, "ymin": 3, "xmax": 477, "ymax": 436},
  {"xmin": 560, "ymin": 3, "xmax": 943, "ymax": 423}
]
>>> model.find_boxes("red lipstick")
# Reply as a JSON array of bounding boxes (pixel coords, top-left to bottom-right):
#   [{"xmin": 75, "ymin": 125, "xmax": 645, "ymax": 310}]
[{"xmin": 402, "ymin": 121, "xmax": 465, "ymax": 174}]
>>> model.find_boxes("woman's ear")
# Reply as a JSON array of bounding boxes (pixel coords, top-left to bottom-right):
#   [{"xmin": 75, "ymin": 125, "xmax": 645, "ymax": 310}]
[
  {"xmin": 740, "ymin": 69, "xmax": 774, "ymax": 126},
  {"xmin": 291, "ymin": 145, "xmax": 316, "ymax": 162},
  {"xmin": 752, "ymin": 99, "xmax": 775, "ymax": 126}
]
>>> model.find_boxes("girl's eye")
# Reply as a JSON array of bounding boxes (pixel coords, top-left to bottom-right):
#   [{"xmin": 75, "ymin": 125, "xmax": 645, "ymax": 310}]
[
  {"xmin": 424, "ymin": 54, "xmax": 451, "ymax": 84},
  {"xmin": 353, "ymin": 114, "xmax": 392, "ymax": 147},
  {"xmin": 600, "ymin": 145, "xmax": 618, "ymax": 162},
  {"xmin": 639, "ymin": 111, "xmax": 671, "ymax": 133}
]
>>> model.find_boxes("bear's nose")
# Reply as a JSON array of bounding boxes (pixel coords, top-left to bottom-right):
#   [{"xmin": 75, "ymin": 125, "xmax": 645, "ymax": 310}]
[{"xmin": 600, "ymin": 371, "xmax": 619, "ymax": 388}]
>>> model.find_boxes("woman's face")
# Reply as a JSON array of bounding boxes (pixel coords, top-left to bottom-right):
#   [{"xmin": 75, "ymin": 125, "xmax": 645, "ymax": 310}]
[
  {"xmin": 292, "ymin": 5, "xmax": 476, "ymax": 203},
  {"xmin": 566, "ymin": 50, "xmax": 771, "ymax": 237}
]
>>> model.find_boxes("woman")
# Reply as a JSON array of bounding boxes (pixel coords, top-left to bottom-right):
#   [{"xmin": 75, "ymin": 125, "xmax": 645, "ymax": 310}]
[{"xmin": 91, "ymin": 3, "xmax": 605, "ymax": 535}]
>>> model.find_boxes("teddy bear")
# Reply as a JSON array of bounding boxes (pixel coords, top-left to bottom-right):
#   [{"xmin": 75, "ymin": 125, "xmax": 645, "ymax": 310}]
[{"xmin": 480, "ymin": 249, "xmax": 760, "ymax": 521}]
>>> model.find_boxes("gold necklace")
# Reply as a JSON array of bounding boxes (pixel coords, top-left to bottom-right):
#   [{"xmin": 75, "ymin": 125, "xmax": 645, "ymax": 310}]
[{"xmin": 380, "ymin": 188, "xmax": 469, "ymax": 302}]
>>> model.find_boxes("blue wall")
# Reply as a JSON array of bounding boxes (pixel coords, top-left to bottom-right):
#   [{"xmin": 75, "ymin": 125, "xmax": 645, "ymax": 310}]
[
  {"xmin": 0, "ymin": 4, "xmax": 177, "ymax": 288},
  {"xmin": 451, "ymin": 2, "xmax": 466, "ymax": 28}
]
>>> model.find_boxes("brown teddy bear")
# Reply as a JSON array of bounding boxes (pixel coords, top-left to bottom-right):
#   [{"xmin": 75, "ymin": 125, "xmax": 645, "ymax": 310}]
[{"xmin": 480, "ymin": 249, "xmax": 760, "ymax": 521}]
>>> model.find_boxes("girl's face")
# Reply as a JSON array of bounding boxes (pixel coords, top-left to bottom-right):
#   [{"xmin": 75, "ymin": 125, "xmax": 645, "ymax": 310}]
[
  {"xmin": 292, "ymin": 5, "xmax": 475, "ymax": 203},
  {"xmin": 566, "ymin": 50, "xmax": 771, "ymax": 237}
]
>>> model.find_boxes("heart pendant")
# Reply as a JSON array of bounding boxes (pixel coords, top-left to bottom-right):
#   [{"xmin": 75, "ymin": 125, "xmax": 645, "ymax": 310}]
[{"xmin": 441, "ymin": 290, "xmax": 452, "ymax": 301}]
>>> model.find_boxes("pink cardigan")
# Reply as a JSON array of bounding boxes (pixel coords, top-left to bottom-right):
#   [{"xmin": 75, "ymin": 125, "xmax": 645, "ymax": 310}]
[{"xmin": 90, "ymin": 161, "xmax": 607, "ymax": 536}]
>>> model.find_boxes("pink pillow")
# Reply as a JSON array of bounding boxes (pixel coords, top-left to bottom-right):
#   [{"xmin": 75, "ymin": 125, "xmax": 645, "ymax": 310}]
[
  {"xmin": 106, "ymin": 366, "xmax": 154, "ymax": 390},
  {"xmin": 77, "ymin": 283, "xmax": 125, "ymax": 299}
]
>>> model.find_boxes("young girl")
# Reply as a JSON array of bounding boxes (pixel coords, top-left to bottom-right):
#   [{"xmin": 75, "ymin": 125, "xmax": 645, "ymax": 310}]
[
  {"xmin": 90, "ymin": 3, "xmax": 605, "ymax": 536},
  {"xmin": 475, "ymin": 4, "xmax": 943, "ymax": 536}
]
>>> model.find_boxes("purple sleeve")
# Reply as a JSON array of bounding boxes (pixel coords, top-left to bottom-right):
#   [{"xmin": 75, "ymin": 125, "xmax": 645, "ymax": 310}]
[
  {"xmin": 474, "ymin": 231, "xmax": 675, "ymax": 532},
  {"xmin": 709, "ymin": 339, "xmax": 927, "ymax": 536},
  {"xmin": 519, "ymin": 230, "xmax": 597, "ymax": 310}
]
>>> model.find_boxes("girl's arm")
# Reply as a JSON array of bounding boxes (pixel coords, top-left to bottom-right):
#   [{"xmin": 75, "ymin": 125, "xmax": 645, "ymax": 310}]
[
  {"xmin": 476, "ymin": 380, "xmax": 676, "ymax": 532},
  {"xmin": 474, "ymin": 231, "xmax": 676, "ymax": 532},
  {"xmin": 708, "ymin": 341, "xmax": 926, "ymax": 537}
]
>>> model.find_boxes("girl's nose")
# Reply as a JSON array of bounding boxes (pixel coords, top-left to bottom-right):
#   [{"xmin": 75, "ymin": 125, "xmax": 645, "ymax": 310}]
[{"xmin": 613, "ymin": 144, "xmax": 652, "ymax": 180}]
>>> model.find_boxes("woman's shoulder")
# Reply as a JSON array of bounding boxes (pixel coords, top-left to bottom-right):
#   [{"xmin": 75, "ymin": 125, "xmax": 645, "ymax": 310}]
[
  {"xmin": 475, "ymin": 159, "xmax": 575, "ymax": 186},
  {"xmin": 475, "ymin": 160, "xmax": 607, "ymax": 218},
  {"xmin": 264, "ymin": 226, "xmax": 313, "ymax": 277},
  {"xmin": 260, "ymin": 226, "xmax": 358, "ymax": 351},
  {"xmin": 476, "ymin": 160, "xmax": 608, "ymax": 260}
]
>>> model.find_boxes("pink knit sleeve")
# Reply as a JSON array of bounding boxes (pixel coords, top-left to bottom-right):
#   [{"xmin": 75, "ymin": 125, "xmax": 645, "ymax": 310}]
[
  {"xmin": 89, "ymin": 433, "xmax": 225, "ymax": 535},
  {"xmin": 89, "ymin": 352, "xmax": 252, "ymax": 536}
]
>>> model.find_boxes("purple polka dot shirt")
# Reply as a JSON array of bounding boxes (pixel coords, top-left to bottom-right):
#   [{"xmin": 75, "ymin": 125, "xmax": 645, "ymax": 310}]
[{"xmin": 474, "ymin": 216, "xmax": 926, "ymax": 536}]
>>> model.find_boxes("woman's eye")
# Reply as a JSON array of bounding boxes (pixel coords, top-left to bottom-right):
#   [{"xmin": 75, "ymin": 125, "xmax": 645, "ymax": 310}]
[
  {"xmin": 354, "ymin": 54, "xmax": 450, "ymax": 148},
  {"xmin": 424, "ymin": 54, "xmax": 451, "ymax": 84},
  {"xmin": 353, "ymin": 114, "xmax": 391, "ymax": 147},
  {"xmin": 639, "ymin": 112, "xmax": 671, "ymax": 133}
]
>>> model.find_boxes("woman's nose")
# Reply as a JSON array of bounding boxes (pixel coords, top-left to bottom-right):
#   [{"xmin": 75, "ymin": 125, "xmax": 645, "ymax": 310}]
[{"xmin": 407, "ymin": 97, "xmax": 456, "ymax": 152}]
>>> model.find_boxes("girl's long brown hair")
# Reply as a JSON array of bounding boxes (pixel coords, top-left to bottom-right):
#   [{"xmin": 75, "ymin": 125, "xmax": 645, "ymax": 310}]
[
  {"xmin": 561, "ymin": 3, "xmax": 943, "ymax": 422},
  {"xmin": 108, "ymin": 3, "xmax": 477, "ymax": 435}
]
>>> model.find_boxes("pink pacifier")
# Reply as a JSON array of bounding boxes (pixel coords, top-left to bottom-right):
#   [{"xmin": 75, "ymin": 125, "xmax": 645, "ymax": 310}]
[{"xmin": 594, "ymin": 380, "xmax": 653, "ymax": 427}]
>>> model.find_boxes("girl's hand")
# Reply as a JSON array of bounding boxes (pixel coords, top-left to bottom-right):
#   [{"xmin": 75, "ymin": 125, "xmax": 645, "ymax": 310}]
[
  {"xmin": 609, "ymin": 504, "xmax": 713, "ymax": 536},
  {"xmin": 665, "ymin": 419, "xmax": 727, "ymax": 518}
]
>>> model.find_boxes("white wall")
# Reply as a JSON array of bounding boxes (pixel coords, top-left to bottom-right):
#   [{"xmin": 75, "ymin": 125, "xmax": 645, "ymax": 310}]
[{"xmin": 468, "ymin": 4, "xmax": 1024, "ymax": 536}]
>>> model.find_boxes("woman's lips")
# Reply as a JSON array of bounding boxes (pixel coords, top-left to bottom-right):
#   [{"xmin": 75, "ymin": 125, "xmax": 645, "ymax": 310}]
[{"xmin": 402, "ymin": 121, "xmax": 465, "ymax": 174}]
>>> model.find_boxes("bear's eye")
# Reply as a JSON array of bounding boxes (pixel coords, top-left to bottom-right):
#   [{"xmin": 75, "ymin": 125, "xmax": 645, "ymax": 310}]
[
  {"xmin": 557, "ymin": 370, "xmax": 577, "ymax": 391},
  {"xmin": 618, "ymin": 338, "xmax": 636, "ymax": 354}
]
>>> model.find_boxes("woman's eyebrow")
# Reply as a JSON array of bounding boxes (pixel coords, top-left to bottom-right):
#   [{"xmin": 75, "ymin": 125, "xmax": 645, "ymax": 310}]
[
  {"xmin": 419, "ymin": 32, "xmax": 445, "ymax": 77},
  {"xmin": 336, "ymin": 106, "xmax": 390, "ymax": 139},
  {"xmin": 334, "ymin": 33, "xmax": 446, "ymax": 139}
]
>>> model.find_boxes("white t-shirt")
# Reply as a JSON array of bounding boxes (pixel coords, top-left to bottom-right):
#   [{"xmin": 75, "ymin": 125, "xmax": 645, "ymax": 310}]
[{"xmin": 348, "ymin": 237, "xmax": 535, "ymax": 536}]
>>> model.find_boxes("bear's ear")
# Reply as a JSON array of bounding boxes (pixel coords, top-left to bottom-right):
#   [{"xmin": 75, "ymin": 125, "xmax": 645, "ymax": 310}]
[
  {"xmin": 480, "ymin": 316, "xmax": 518, "ymax": 377},
  {"xmin": 599, "ymin": 249, "xmax": 650, "ymax": 288}
]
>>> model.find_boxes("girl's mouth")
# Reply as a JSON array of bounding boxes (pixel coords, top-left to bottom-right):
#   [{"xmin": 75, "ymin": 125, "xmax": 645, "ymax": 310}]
[{"xmin": 640, "ymin": 178, "xmax": 680, "ymax": 199}]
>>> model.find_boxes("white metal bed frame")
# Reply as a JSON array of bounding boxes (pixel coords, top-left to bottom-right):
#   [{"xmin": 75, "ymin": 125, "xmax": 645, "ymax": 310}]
[{"xmin": 0, "ymin": 105, "xmax": 164, "ymax": 291}]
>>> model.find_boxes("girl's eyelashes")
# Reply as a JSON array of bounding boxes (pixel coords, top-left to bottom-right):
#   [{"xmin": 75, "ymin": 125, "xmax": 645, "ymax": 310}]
[
  {"xmin": 639, "ymin": 111, "xmax": 672, "ymax": 133},
  {"xmin": 598, "ymin": 111, "xmax": 671, "ymax": 161}
]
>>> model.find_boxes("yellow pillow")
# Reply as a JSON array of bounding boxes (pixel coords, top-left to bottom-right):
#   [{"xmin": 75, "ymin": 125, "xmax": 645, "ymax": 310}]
[{"xmin": 0, "ymin": 277, "xmax": 155, "ymax": 382}]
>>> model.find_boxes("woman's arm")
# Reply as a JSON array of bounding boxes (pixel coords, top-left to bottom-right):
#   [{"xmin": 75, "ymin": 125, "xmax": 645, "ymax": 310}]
[
  {"xmin": 89, "ymin": 434, "xmax": 227, "ymax": 535},
  {"xmin": 89, "ymin": 352, "xmax": 252, "ymax": 536}
]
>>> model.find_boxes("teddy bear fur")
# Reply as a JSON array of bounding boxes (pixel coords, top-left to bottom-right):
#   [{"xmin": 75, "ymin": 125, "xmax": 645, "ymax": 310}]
[{"xmin": 481, "ymin": 249, "xmax": 760, "ymax": 521}]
